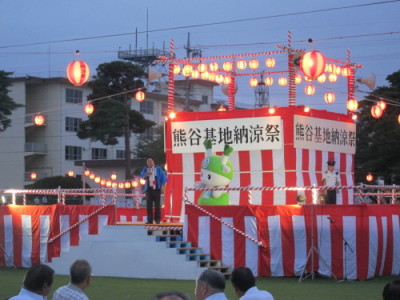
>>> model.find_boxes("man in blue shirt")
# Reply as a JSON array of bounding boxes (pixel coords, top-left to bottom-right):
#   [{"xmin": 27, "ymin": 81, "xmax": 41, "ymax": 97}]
[{"xmin": 140, "ymin": 157, "xmax": 168, "ymax": 224}]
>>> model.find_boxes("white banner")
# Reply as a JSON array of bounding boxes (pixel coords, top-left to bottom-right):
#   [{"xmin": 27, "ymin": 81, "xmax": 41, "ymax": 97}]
[
  {"xmin": 294, "ymin": 115, "xmax": 356, "ymax": 154},
  {"xmin": 171, "ymin": 116, "xmax": 283, "ymax": 153}
]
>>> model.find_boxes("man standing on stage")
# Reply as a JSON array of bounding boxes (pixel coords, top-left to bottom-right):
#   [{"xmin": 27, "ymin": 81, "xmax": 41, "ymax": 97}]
[
  {"xmin": 140, "ymin": 157, "xmax": 167, "ymax": 224},
  {"xmin": 322, "ymin": 160, "xmax": 341, "ymax": 204}
]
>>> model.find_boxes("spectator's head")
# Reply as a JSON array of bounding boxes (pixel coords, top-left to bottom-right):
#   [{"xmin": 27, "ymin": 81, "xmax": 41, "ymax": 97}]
[
  {"xmin": 195, "ymin": 269, "xmax": 225, "ymax": 300},
  {"xmin": 147, "ymin": 157, "xmax": 155, "ymax": 167},
  {"xmin": 231, "ymin": 267, "xmax": 256, "ymax": 297},
  {"xmin": 70, "ymin": 259, "xmax": 92, "ymax": 290},
  {"xmin": 383, "ymin": 280, "xmax": 400, "ymax": 300},
  {"xmin": 152, "ymin": 291, "xmax": 190, "ymax": 300},
  {"xmin": 22, "ymin": 264, "xmax": 54, "ymax": 296}
]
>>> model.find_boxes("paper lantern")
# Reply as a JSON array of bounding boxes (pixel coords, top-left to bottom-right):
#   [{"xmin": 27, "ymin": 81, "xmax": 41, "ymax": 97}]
[
  {"xmin": 215, "ymin": 74, "xmax": 224, "ymax": 84},
  {"xmin": 208, "ymin": 73, "xmax": 216, "ymax": 81},
  {"xmin": 89, "ymin": 173, "xmax": 95, "ymax": 180},
  {"xmin": 182, "ymin": 65, "xmax": 193, "ymax": 77},
  {"xmin": 111, "ymin": 172, "xmax": 117, "ymax": 181},
  {"xmin": 67, "ymin": 60, "xmax": 90, "ymax": 86},
  {"xmin": 335, "ymin": 66, "xmax": 342, "ymax": 75},
  {"xmin": 118, "ymin": 182, "xmax": 124, "ymax": 189},
  {"xmin": 84, "ymin": 170, "xmax": 91, "ymax": 176},
  {"xmin": 377, "ymin": 100, "xmax": 386, "ymax": 110},
  {"xmin": 317, "ymin": 74, "xmax": 326, "ymax": 83},
  {"xmin": 324, "ymin": 92, "xmax": 336, "ymax": 104},
  {"xmin": 236, "ymin": 59, "xmax": 247, "ymax": 70},
  {"xmin": 191, "ymin": 69, "xmax": 200, "ymax": 79},
  {"xmin": 264, "ymin": 76, "xmax": 273, "ymax": 86},
  {"xmin": 100, "ymin": 179, "xmax": 106, "ymax": 186},
  {"xmin": 84, "ymin": 103, "xmax": 94, "ymax": 115},
  {"xmin": 305, "ymin": 84, "xmax": 315, "ymax": 96},
  {"xmin": 398, "ymin": 114, "xmax": 400, "ymax": 125},
  {"xmin": 139, "ymin": 178, "xmax": 146, "ymax": 185},
  {"xmin": 30, "ymin": 172, "xmax": 37, "ymax": 180},
  {"xmin": 223, "ymin": 61, "xmax": 233, "ymax": 72},
  {"xmin": 249, "ymin": 78, "xmax": 258, "ymax": 87},
  {"xmin": 95, "ymin": 176, "xmax": 101, "ymax": 183},
  {"xmin": 304, "ymin": 76, "xmax": 313, "ymax": 83},
  {"xmin": 124, "ymin": 182, "xmax": 131, "ymax": 189},
  {"xmin": 34, "ymin": 114, "xmax": 45, "ymax": 126},
  {"xmin": 341, "ymin": 67, "xmax": 351, "ymax": 77},
  {"xmin": 295, "ymin": 75, "xmax": 302, "ymax": 84},
  {"xmin": 371, "ymin": 105, "xmax": 383, "ymax": 118},
  {"xmin": 347, "ymin": 99, "xmax": 358, "ymax": 112},
  {"xmin": 197, "ymin": 63, "xmax": 207, "ymax": 73},
  {"xmin": 67, "ymin": 170, "xmax": 74, "ymax": 177},
  {"xmin": 328, "ymin": 74, "xmax": 338, "ymax": 83},
  {"xmin": 106, "ymin": 181, "xmax": 112, "ymax": 187},
  {"xmin": 201, "ymin": 71, "xmax": 209, "ymax": 80},
  {"xmin": 265, "ymin": 57, "xmax": 276, "ymax": 68},
  {"xmin": 366, "ymin": 174, "xmax": 374, "ymax": 182},
  {"xmin": 132, "ymin": 181, "xmax": 139, "ymax": 188},
  {"xmin": 209, "ymin": 62, "xmax": 219, "ymax": 72},
  {"xmin": 249, "ymin": 59, "xmax": 259, "ymax": 69},
  {"xmin": 173, "ymin": 64, "xmax": 181, "ymax": 75},
  {"xmin": 223, "ymin": 76, "xmax": 232, "ymax": 85},
  {"xmin": 135, "ymin": 91, "xmax": 145, "ymax": 102},
  {"xmin": 278, "ymin": 77, "xmax": 287, "ymax": 87},
  {"xmin": 300, "ymin": 51, "xmax": 326, "ymax": 79}
]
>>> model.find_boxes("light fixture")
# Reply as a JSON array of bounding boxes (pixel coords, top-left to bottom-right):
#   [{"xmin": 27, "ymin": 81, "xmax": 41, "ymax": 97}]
[
  {"xmin": 197, "ymin": 63, "xmax": 207, "ymax": 73},
  {"xmin": 236, "ymin": 59, "xmax": 247, "ymax": 70},
  {"xmin": 371, "ymin": 105, "xmax": 383, "ymax": 118},
  {"xmin": 278, "ymin": 77, "xmax": 287, "ymax": 86},
  {"xmin": 84, "ymin": 103, "xmax": 94, "ymax": 115},
  {"xmin": 135, "ymin": 91, "xmax": 145, "ymax": 102},
  {"xmin": 223, "ymin": 61, "xmax": 233, "ymax": 72},
  {"xmin": 324, "ymin": 92, "xmax": 336, "ymax": 104},
  {"xmin": 300, "ymin": 51, "xmax": 326, "ymax": 79},
  {"xmin": 173, "ymin": 65, "xmax": 181, "ymax": 75},
  {"xmin": 34, "ymin": 114, "xmax": 45, "ymax": 126},
  {"xmin": 249, "ymin": 78, "xmax": 258, "ymax": 87},
  {"xmin": 265, "ymin": 57, "xmax": 276, "ymax": 68},
  {"xmin": 264, "ymin": 77, "xmax": 273, "ymax": 86},
  {"xmin": 249, "ymin": 59, "xmax": 259, "ymax": 69},
  {"xmin": 67, "ymin": 60, "xmax": 90, "ymax": 86},
  {"xmin": 347, "ymin": 99, "xmax": 358, "ymax": 112},
  {"xmin": 305, "ymin": 84, "xmax": 315, "ymax": 96},
  {"xmin": 209, "ymin": 62, "xmax": 219, "ymax": 72}
]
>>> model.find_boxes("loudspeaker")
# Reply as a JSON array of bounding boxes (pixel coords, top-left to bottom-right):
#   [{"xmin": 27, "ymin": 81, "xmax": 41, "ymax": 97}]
[
  {"xmin": 292, "ymin": 51, "xmax": 304, "ymax": 68},
  {"xmin": 148, "ymin": 69, "xmax": 166, "ymax": 82},
  {"xmin": 357, "ymin": 73, "xmax": 376, "ymax": 90}
]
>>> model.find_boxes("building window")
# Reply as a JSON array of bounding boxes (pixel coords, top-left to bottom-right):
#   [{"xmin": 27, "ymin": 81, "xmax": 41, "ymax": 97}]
[
  {"xmin": 66, "ymin": 88, "xmax": 83, "ymax": 104},
  {"xmin": 65, "ymin": 117, "xmax": 82, "ymax": 132},
  {"xmin": 202, "ymin": 95, "xmax": 208, "ymax": 104},
  {"xmin": 65, "ymin": 146, "xmax": 82, "ymax": 160},
  {"xmin": 92, "ymin": 148, "xmax": 107, "ymax": 160},
  {"xmin": 116, "ymin": 150, "xmax": 125, "ymax": 159},
  {"xmin": 139, "ymin": 127, "xmax": 154, "ymax": 139},
  {"xmin": 161, "ymin": 104, "xmax": 168, "ymax": 116},
  {"xmin": 140, "ymin": 101, "xmax": 154, "ymax": 114}
]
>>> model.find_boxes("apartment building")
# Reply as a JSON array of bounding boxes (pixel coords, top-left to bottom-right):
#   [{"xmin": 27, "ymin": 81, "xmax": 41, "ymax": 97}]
[{"xmin": 0, "ymin": 76, "xmax": 219, "ymax": 189}]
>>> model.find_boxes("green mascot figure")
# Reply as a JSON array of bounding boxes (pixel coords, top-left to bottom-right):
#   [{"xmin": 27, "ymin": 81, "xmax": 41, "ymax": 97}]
[{"xmin": 196, "ymin": 139, "xmax": 234, "ymax": 205}]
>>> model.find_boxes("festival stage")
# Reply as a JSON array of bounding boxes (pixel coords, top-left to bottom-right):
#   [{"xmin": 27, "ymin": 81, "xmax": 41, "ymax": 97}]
[{"xmin": 1, "ymin": 203, "xmax": 400, "ymax": 280}]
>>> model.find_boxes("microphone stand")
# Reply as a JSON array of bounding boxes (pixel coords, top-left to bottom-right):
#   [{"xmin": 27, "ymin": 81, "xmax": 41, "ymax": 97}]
[{"xmin": 327, "ymin": 216, "xmax": 354, "ymax": 281}]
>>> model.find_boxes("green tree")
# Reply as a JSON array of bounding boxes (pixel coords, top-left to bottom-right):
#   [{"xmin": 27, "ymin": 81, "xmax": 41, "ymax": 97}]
[
  {"xmin": 355, "ymin": 70, "xmax": 400, "ymax": 184},
  {"xmin": 0, "ymin": 70, "xmax": 23, "ymax": 131},
  {"xmin": 77, "ymin": 61, "xmax": 155, "ymax": 180},
  {"xmin": 134, "ymin": 125, "xmax": 166, "ymax": 168}
]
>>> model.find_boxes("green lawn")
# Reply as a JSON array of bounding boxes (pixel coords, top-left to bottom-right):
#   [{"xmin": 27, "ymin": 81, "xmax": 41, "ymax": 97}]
[{"xmin": 0, "ymin": 267, "xmax": 397, "ymax": 300}]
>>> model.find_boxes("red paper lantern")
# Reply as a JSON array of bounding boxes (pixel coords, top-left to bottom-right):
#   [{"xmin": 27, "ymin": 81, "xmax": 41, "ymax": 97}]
[
  {"xmin": 371, "ymin": 105, "xmax": 383, "ymax": 118},
  {"xmin": 89, "ymin": 173, "xmax": 95, "ymax": 180},
  {"xmin": 135, "ymin": 91, "xmax": 145, "ymax": 102},
  {"xmin": 118, "ymin": 182, "xmax": 124, "ymax": 189},
  {"xmin": 341, "ymin": 67, "xmax": 351, "ymax": 77},
  {"xmin": 124, "ymin": 182, "xmax": 131, "ymax": 189},
  {"xmin": 347, "ymin": 99, "xmax": 358, "ymax": 112},
  {"xmin": 67, "ymin": 60, "xmax": 90, "ymax": 86},
  {"xmin": 84, "ymin": 170, "xmax": 91, "ymax": 176},
  {"xmin": 106, "ymin": 181, "xmax": 112, "ymax": 187},
  {"xmin": 304, "ymin": 84, "xmax": 315, "ymax": 96},
  {"xmin": 100, "ymin": 179, "xmax": 106, "ymax": 186},
  {"xmin": 84, "ymin": 103, "xmax": 94, "ymax": 115},
  {"xmin": 324, "ymin": 92, "xmax": 336, "ymax": 104},
  {"xmin": 200, "ymin": 71, "xmax": 209, "ymax": 80},
  {"xmin": 328, "ymin": 74, "xmax": 338, "ymax": 83},
  {"xmin": 300, "ymin": 51, "xmax": 326, "ymax": 80},
  {"xmin": 95, "ymin": 176, "xmax": 101, "ymax": 183},
  {"xmin": 34, "ymin": 114, "xmax": 45, "ymax": 126},
  {"xmin": 377, "ymin": 100, "xmax": 386, "ymax": 110}
]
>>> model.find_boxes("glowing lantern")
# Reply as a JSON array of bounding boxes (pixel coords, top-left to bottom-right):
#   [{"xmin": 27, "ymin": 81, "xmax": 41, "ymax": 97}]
[
  {"xmin": 30, "ymin": 172, "xmax": 37, "ymax": 180},
  {"xmin": 398, "ymin": 114, "xmax": 400, "ymax": 125},
  {"xmin": 249, "ymin": 78, "xmax": 258, "ymax": 87},
  {"xmin": 173, "ymin": 64, "xmax": 181, "ymax": 75},
  {"xmin": 168, "ymin": 111, "xmax": 176, "ymax": 119},
  {"xmin": 67, "ymin": 170, "xmax": 74, "ymax": 177},
  {"xmin": 351, "ymin": 114, "xmax": 358, "ymax": 121},
  {"xmin": 34, "ymin": 114, "xmax": 45, "ymax": 126},
  {"xmin": 84, "ymin": 170, "xmax": 90, "ymax": 177},
  {"xmin": 324, "ymin": 92, "xmax": 336, "ymax": 104},
  {"xmin": 209, "ymin": 62, "xmax": 219, "ymax": 72},
  {"xmin": 95, "ymin": 176, "xmax": 101, "ymax": 183},
  {"xmin": 106, "ymin": 181, "xmax": 112, "ymax": 187},
  {"xmin": 112, "ymin": 183, "xmax": 117, "ymax": 188},
  {"xmin": 317, "ymin": 74, "xmax": 326, "ymax": 83},
  {"xmin": 377, "ymin": 100, "xmax": 386, "ymax": 110},
  {"xmin": 67, "ymin": 60, "xmax": 90, "ymax": 86},
  {"xmin": 223, "ymin": 76, "xmax": 232, "ymax": 85},
  {"xmin": 300, "ymin": 51, "xmax": 326, "ymax": 79},
  {"xmin": 84, "ymin": 103, "xmax": 94, "ymax": 115},
  {"xmin": 215, "ymin": 74, "xmax": 224, "ymax": 84},
  {"xmin": 197, "ymin": 63, "xmax": 207, "ymax": 73},
  {"xmin": 208, "ymin": 73, "xmax": 216, "ymax": 81},
  {"xmin": 371, "ymin": 105, "xmax": 383, "ymax": 118},
  {"xmin": 135, "ymin": 91, "xmax": 145, "ymax": 102},
  {"xmin": 124, "ymin": 182, "xmax": 131, "ymax": 189},
  {"xmin": 139, "ymin": 178, "xmax": 146, "ymax": 185},
  {"xmin": 223, "ymin": 61, "xmax": 233, "ymax": 72},
  {"xmin": 304, "ymin": 106, "xmax": 310, "ymax": 113},
  {"xmin": 236, "ymin": 59, "xmax": 247, "ymax": 70},
  {"xmin": 182, "ymin": 65, "xmax": 193, "ymax": 77},
  {"xmin": 335, "ymin": 66, "xmax": 342, "ymax": 75},
  {"xmin": 366, "ymin": 174, "xmax": 374, "ymax": 182},
  {"xmin": 278, "ymin": 77, "xmax": 287, "ymax": 86},
  {"xmin": 191, "ymin": 69, "xmax": 200, "ymax": 79},
  {"xmin": 305, "ymin": 85, "xmax": 315, "ymax": 96},
  {"xmin": 347, "ymin": 99, "xmax": 358, "ymax": 112},
  {"xmin": 132, "ymin": 180, "xmax": 139, "ymax": 188},
  {"xmin": 295, "ymin": 75, "xmax": 302, "ymax": 84},
  {"xmin": 218, "ymin": 105, "xmax": 226, "ymax": 111},
  {"xmin": 325, "ymin": 64, "xmax": 331, "ymax": 72},
  {"xmin": 328, "ymin": 74, "xmax": 337, "ymax": 83},
  {"xmin": 304, "ymin": 76, "xmax": 313, "ymax": 83},
  {"xmin": 89, "ymin": 173, "xmax": 95, "ymax": 180},
  {"xmin": 118, "ymin": 182, "xmax": 124, "ymax": 189},
  {"xmin": 249, "ymin": 59, "xmax": 259, "ymax": 69},
  {"xmin": 265, "ymin": 57, "xmax": 276, "ymax": 68},
  {"xmin": 201, "ymin": 71, "xmax": 209, "ymax": 80},
  {"xmin": 100, "ymin": 179, "xmax": 106, "ymax": 186},
  {"xmin": 268, "ymin": 107, "xmax": 276, "ymax": 114},
  {"xmin": 264, "ymin": 76, "xmax": 273, "ymax": 86},
  {"xmin": 111, "ymin": 173, "xmax": 117, "ymax": 181},
  {"xmin": 341, "ymin": 67, "xmax": 351, "ymax": 77}
]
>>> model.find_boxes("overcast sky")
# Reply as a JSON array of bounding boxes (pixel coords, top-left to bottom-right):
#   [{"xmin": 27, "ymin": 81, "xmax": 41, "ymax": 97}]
[{"xmin": 1, "ymin": 0, "xmax": 399, "ymax": 113}]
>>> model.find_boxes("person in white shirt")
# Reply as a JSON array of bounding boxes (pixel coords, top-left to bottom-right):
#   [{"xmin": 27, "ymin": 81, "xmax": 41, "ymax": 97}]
[
  {"xmin": 195, "ymin": 269, "xmax": 228, "ymax": 300},
  {"xmin": 322, "ymin": 160, "xmax": 341, "ymax": 204},
  {"xmin": 9, "ymin": 264, "xmax": 54, "ymax": 300},
  {"xmin": 52, "ymin": 260, "xmax": 92, "ymax": 300},
  {"xmin": 231, "ymin": 267, "xmax": 274, "ymax": 300}
]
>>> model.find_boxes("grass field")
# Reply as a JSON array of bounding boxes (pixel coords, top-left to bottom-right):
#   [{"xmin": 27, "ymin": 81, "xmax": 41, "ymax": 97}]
[{"xmin": 0, "ymin": 267, "xmax": 397, "ymax": 300}]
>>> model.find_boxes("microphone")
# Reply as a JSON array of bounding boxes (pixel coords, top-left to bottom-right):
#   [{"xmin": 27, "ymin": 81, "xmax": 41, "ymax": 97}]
[{"xmin": 327, "ymin": 216, "xmax": 335, "ymax": 223}]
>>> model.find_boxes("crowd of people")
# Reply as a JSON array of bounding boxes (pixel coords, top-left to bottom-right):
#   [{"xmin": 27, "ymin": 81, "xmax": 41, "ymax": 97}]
[{"xmin": 6, "ymin": 260, "xmax": 400, "ymax": 300}]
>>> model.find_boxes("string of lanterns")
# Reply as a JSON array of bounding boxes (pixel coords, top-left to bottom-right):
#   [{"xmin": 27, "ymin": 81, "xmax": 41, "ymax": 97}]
[{"xmin": 80, "ymin": 169, "xmax": 145, "ymax": 189}]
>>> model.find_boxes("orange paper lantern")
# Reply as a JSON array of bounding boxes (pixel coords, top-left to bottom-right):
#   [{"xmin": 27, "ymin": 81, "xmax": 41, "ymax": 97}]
[
  {"xmin": 249, "ymin": 59, "xmax": 259, "ymax": 69},
  {"xmin": 197, "ymin": 63, "xmax": 207, "ymax": 73},
  {"xmin": 265, "ymin": 57, "xmax": 276, "ymax": 68},
  {"xmin": 304, "ymin": 84, "xmax": 315, "ymax": 96},
  {"xmin": 366, "ymin": 174, "xmax": 374, "ymax": 182},
  {"xmin": 173, "ymin": 64, "xmax": 181, "ymax": 75},
  {"xmin": 236, "ymin": 59, "xmax": 247, "ymax": 70},
  {"xmin": 135, "ymin": 91, "xmax": 145, "ymax": 102},
  {"xmin": 67, "ymin": 60, "xmax": 90, "ymax": 86},
  {"xmin": 209, "ymin": 62, "xmax": 219, "ymax": 72},
  {"xmin": 84, "ymin": 103, "xmax": 94, "ymax": 115},
  {"xmin": 371, "ymin": 105, "xmax": 383, "ymax": 118},
  {"xmin": 278, "ymin": 77, "xmax": 287, "ymax": 87},
  {"xmin": 223, "ymin": 61, "xmax": 233, "ymax": 72},
  {"xmin": 249, "ymin": 78, "xmax": 258, "ymax": 87},
  {"xmin": 324, "ymin": 92, "xmax": 336, "ymax": 104},
  {"xmin": 264, "ymin": 77, "xmax": 273, "ymax": 86},
  {"xmin": 34, "ymin": 114, "xmax": 45, "ymax": 126},
  {"xmin": 347, "ymin": 99, "xmax": 358, "ymax": 112}
]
